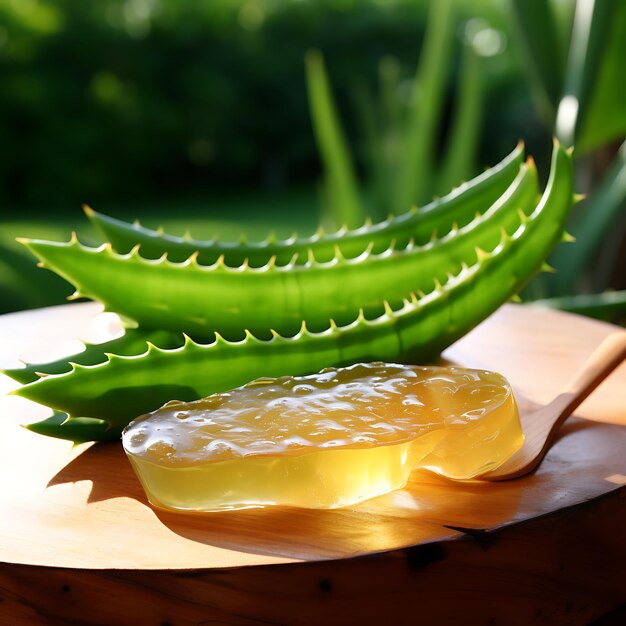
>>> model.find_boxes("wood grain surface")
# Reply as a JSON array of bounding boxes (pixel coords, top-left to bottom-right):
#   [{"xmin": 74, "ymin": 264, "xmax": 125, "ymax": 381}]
[{"xmin": 0, "ymin": 303, "xmax": 624, "ymax": 625}]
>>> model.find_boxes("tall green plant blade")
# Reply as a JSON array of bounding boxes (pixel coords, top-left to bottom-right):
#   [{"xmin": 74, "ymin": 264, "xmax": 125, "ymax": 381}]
[
  {"xmin": 305, "ymin": 49, "xmax": 363, "ymax": 229},
  {"xmin": 352, "ymin": 80, "xmax": 387, "ymax": 223},
  {"xmin": 509, "ymin": 0, "xmax": 564, "ymax": 123},
  {"xmin": 379, "ymin": 56, "xmax": 403, "ymax": 138},
  {"xmin": 394, "ymin": 0, "xmax": 454, "ymax": 211},
  {"xmin": 549, "ymin": 140, "xmax": 626, "ymax": 294},
  {"xmin": 437, "ymin": 41, "xmax": 483, "ymax": 197},
  {"xmin": 534, "ymin": 290, "xmax": 626, "ymax": 325},
  {"xmin": 555, "ymin": 0, "xmax": 618, "ymax": 149},
  {"xmin": 575, "ymin": 1, "xmax": 626, "ymax": 153},
  {"xmin": 376, "ymin": 56, "xmax": 404, "ymax": 218}
]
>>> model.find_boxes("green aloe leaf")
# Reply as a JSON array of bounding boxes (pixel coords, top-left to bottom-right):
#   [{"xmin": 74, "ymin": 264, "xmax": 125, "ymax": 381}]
[
  {"xmin": 556, "ymin": 0, "xmax": 626, "ymax": 151},
  {"xmin": 574, "ymin": 1, "xmax": 626, "ymax": 153},
  {"xmin": 351, "ymin": 79, "xmax": 387, "ymax": 222},
  {"xmin": 437, "ymin": 37, "xmax": 483, "ymax": 197},
  {"xmin": 305, "ymin": 49, "xmax": 364, "ymax": 229},
  {"xmin": 0, "ymin": 237, "xmax": 73, "ymax": 313},
  {"xmin": 394, "ymin": 0, "xmax": 455, "ymax": 210},
  {"xmin": 358, "ymin": 56, "xmax": 404, "ymax": 220},
  {"xmin": 25, "ymin": 413, "xmax": 114, "ymax": 444},
  {"xmin": 549, "ymin": 139, "xmax": 626, "ymax": 295},
  {"xmin": 533, "ymin": 290, "xmax": 626, "ymax": 325},
  {"xmin": 509, "ymin": 0, "xmax": 565, "ymax": 123},
  {"xmin": 15, "ymin": 142, "xmax": 575, "ymax": 441}
]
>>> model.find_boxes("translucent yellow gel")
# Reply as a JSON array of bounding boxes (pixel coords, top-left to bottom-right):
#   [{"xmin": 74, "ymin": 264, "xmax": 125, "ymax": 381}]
[{"xmin": 122, "ymin": 363, "xmax": 523, "ymax": 512}]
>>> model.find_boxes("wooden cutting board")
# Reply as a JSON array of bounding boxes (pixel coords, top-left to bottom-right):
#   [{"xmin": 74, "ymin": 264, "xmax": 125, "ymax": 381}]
[{"xmin": 0, "ymin": 303, "xmax": 624, "ymax": 625}]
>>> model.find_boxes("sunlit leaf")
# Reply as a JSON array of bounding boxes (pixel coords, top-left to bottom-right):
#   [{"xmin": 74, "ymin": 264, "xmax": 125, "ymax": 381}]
[
  {"xmin": 549, "ymin": 140, "xmax": 626, "ymax": 294},
  {"xmin": 575, "ymin": 1, "xmax": 626, "ymax": 153},
  {"xmin": 437, "ymin": 37, "xmax": 483, "ymax": 196},
  {"xmin": 556, "ymin": 0, "xmax": 626, "ymax": 151},
  {"xmin": 394, "ymin": 0, "xmax": 454, "ymax": 210},
  {"xmin": 305, "ymin": 49, "xmax": 363, "ymax": 229},
  {"xmin": 509, "ymin": 0, "xmax": 565, "ymax": 123}
]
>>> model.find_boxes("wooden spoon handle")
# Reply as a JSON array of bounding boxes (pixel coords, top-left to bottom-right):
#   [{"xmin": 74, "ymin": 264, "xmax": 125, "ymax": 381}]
[
  {"xmin": 560, "ymin": 331, "xmax": 626, "ymax": 418},
  {"xmin": 541, "ymin": 330, "xmax": 626, "ymax": 442},
  {"xmin": 538, "ymin": 331, "xmax": 626, "ymax": 455},
  {"xmin": 529, "ymin": 331, "xmax": 626, "ymax": 473},
  {"xmin": 484, "ymin": 330, "xmax": 626, "ymax": 481}
]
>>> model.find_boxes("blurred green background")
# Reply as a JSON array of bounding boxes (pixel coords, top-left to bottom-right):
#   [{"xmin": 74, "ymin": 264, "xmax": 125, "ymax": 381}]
[{"xmin": 1, "ymin": 0, "xmax": 624, "ymax": 318}]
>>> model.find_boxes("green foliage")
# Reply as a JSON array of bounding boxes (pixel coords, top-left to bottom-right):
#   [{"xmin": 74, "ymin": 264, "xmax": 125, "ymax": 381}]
[
  {"xmin": 0, "ymin": 227, "xmax": 74, "ymax": 313},
  {"xmin": 574, "ymin": 1, "xmax": 626, "ymax": 154},
  {"xmin": 509, "ymin": 0, "xmax": 565, "ymax": 122},
  {"xmin": 555, "ymin": 0, "xmax": 626, "ymax": 152},
  {"xmin": 21, "ymin": 159, "xmax": 539, "ymax": 339},
  {"xmin": 548, "ymin": 140, "xmax": 626, "ymax": 296},
  {"xmin": 305, "ymin": 50, "xmax": 363, "ymax": 229},
  {"xmin": 10, "ymin": 143, "xmax": 574, "ymax": 441},
  {"xmin": 394, "ymin": 0, "xmax": 455, "ymax": 210},
  {"xmin": 511, "ymin": 0, "xmax": 626, "ymax": 324},
  {"xmin": 436, "ymin": 38, "xmax": 483, "ymax": 197},
  {"xmin": 0, "ymin": 1, "xmax": 434, "ymax": 208},
  {"xmin": 303, "ymin": 2, "xmax": 508, "ymax": 225},
  {"xmin": 0, "ymin": 0, "xmax": 518, "ymax": 213},
  {"xmin": 534, "ymin": 291, "xmax": 626, "ymax": 326},
  {"xmin": 84, "ymin": 136, "xmax": 525, "ymax": 267},
  {"xmin": 1, "ymin": 0, "xmax": 621, "ymax": 325}
]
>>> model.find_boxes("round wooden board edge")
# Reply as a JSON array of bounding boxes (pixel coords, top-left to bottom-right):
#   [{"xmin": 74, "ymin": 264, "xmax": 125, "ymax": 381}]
[{"xmin": 1, "ymin": 487, "xmax": 624, "ymax": 626}]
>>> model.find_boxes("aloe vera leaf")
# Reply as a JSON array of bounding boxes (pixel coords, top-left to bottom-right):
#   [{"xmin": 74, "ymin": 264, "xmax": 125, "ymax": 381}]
[
  {"xmin": 3, "ymin": 329, "xmax": 180, "ymax": 385},
  {"xmin": 86, "ymin": 143, "xmax": 525, "ymax": 267},
  {"xmin": 17, "ymin": 143, "xmax": 574, "ymax": 440},
  {"xmin": 25, "ymin": 413, "xmax": 114, "ymax": 443},
  {"xmin": 305, "ymin": 49, "xmax": 363, "ymax": 230},
  {"xmin": 549, "ymin": 139, "xmax": 626, "ymax": 295},
  {"xmin": 575, "ymin": 1, "xmax": 626, "ymax": 154},
  {"xmin": 0, "ymin": 237, "xmax": 73, "ymax": 312},
  {"xmin": 555, "ymin": 0, "xmax": 616, "ymax": 148},
  {"xmin": 379, "ymin": 55, "xmax": 403, "ymax": 138},
  {"xmin": 0, "ymin": 252, "xmax": 33, "ymax": 313},
  {"xmin": 376, "ymin": 55, "xmax": 404, "ymax": 217},
  {"xmin": 21, "ymin": 162, "xmax": 539, "ymax": 340},
  {"xmin": 510, "ymin": 0, "xmax": 565, "ymax": 123},
  {"xmin": 394, "ymin": 0, "xmax": 455, "ymax": 210},
  {"xmin": 533, "ymin": 290, "xmax": 626, "ymax": 323},
  {"xmin": 352, "ymin": 78, "xmax": 386, "ymax": 221},
  {"xmin": 437, "ymin": 40, "xmax": 483, "ymax": 197}
]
